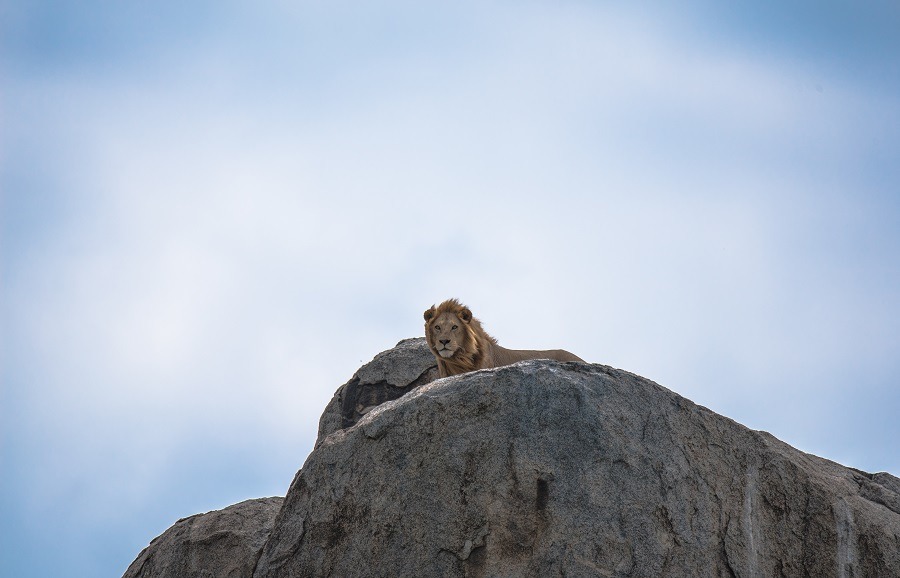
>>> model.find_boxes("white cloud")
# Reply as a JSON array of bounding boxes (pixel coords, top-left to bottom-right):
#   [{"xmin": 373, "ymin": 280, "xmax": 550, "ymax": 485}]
[{"xmin": 12, "ymin": 0, "xmax": 893, "ymax": 430}]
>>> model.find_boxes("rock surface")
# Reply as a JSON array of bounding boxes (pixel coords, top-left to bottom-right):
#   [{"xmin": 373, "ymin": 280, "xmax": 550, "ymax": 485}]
[
  {"xmin": 256, "ymin": 360, "xmax": 900, "ymax": 578},
  {"xmin": 316, "ymin": 337, "xmax": 437, "ymax": 444},
  {"xmin": 122, "ymin": 497, "xmax": 283, "ymax": 578},
  {"xmin": 124, "ymin": 340, "xmax": 900, "ymax": 578}
]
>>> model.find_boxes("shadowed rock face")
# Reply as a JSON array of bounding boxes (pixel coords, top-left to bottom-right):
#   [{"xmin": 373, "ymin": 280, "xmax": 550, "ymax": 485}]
[
  {"xmin": 124, "ymin": 341, "xmax": 900, "ymax": 578},
  {"xmin": 122, "ymin": 497, "xmax": 282, "ymax": 578},
  {"xmin": 256, "ymin": 361, "xmax": 900, "ymax": 578},
  {"xmin": 316, "ymin": 337, "xmax": 438, "ymax": 444}
]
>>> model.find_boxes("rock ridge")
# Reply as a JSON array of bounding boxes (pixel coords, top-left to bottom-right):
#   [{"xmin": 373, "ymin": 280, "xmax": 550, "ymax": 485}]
[
  {"xmin": 122, "ymin": 497, "xmax": 283, "ymax": 578},
  {"xmin": 123, "ymin": 339, "xmax": 900, "ymax": 578}
]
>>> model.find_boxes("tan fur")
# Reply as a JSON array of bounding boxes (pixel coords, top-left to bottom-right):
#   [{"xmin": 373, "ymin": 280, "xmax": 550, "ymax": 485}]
[{"xmin": 423, "ymin": 298, "xmax": 584, "ymax": 378}]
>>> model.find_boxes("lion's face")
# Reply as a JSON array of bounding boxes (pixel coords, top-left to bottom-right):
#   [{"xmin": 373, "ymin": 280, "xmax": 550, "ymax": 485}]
[
  {"xmin": 427, "ymin": 311, "xmax": 466, "ymax": 358},
  {"xmin": 424, "ymin": 304, "xmax": 473, "ymax": 360}
]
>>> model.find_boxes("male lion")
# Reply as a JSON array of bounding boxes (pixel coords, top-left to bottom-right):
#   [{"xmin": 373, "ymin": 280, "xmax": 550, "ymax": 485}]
[{"xmin": 423, "ymin": 298, "xmax": 584, "ymax": 378}]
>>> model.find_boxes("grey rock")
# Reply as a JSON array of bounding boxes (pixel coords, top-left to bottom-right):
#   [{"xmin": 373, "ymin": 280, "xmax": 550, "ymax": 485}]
[
  {"xmin": 124, "ymin": 341, "xmax": 900, "ymax": 577},
  {"xmin": 316, "ymin": 337, "xmax": 438, "ymax": 445},
  {"xmin": 122, "ymin": 497, "xmax": 283, "ymax": 578},
  {"xmin": 255, "ymin": 361, "xmax": 900, "ymax": 578}
]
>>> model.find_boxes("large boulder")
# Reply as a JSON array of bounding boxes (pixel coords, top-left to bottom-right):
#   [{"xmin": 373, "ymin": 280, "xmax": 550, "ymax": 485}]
[
  {"xmin": 123, "ymin": 341, "xmax": 900, "ymax": 577},
  {"xmin": 316, "ymin": 337, "xmax": 438, "ymax": 444},
  {"xmin": 255, "ymin": 361, "xmax": 900, "ymax": 578},
  {"xmin": 122, "ymin": 497, "xmax": 283, "ymax": 578}
]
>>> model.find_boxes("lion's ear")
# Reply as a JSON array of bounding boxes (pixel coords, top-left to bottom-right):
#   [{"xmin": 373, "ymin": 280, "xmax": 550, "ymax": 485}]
[
  {"xmin": 459, "ymin": 307, "xmax": 472, "ymax": 323},
  {"xmin": 424, "ymin": 306, "xmax": 436, "ymax": 322}
]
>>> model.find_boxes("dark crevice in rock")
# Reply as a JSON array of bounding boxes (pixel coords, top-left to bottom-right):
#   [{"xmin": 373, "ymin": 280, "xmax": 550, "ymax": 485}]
[
  {"xmin": 339, "ymin": 365, "xmax": 438, "ymax": 429},
  {"xmin": 535, "ymin": 478, "xmax": 550, "ymax": 512}
]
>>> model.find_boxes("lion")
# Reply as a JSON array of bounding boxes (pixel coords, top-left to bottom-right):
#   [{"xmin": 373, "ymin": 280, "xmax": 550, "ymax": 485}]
[{"xmin": 423, "ymin": 298, "xmax": 584, "ymax": 378}]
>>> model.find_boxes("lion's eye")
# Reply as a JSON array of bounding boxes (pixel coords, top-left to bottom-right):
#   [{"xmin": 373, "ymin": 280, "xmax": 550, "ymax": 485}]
[
  {"xmin": 434, "ymin": 325, "xmax": 441, "ymax": 331},
  {"xmin": 451, "ymin": 325, "xmax": 458, "ymax": 331}
]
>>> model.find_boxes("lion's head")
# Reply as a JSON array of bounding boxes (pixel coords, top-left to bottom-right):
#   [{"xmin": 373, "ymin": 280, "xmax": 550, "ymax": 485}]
[
  {"xmin": 423, "ymin": 299, "xmax": 495, "ymax": 376},
  {"xmin": 424, "ymin": 299, "xmax": 473, "ymax": 359}
]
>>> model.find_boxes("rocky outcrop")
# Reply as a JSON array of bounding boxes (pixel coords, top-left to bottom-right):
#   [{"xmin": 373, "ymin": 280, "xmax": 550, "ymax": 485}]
[
  {"xmin": 125, "ymin": 341, "xmax": 900, "ymax": 578},
  {"xmin": 122, "ymin": 497, "xmax": 282, "ymax": 578},
  {"xmin": 257, "ymin": 360, "xmax": 900, "ymax": 577},
  {"xmin": 316, "ymin": 337, "xmax": 437, "ymax": 444}
]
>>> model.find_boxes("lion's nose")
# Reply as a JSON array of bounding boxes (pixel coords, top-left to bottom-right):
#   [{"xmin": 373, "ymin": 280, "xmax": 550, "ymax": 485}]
[{"xmin": 439, "ymin": 339, "xmax": 450, "ymax": 346}]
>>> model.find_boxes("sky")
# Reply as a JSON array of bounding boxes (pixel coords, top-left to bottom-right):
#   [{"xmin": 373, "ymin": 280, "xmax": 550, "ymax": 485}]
[{"xmin": 1, "ymin": 1, "xmax": 899, "ymax": 576}]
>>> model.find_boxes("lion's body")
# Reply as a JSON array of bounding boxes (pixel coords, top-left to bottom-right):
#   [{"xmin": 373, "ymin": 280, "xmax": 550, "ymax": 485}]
[{"xmin": 423, "ymin": 298, "xmax": 584, "ymax": 378}]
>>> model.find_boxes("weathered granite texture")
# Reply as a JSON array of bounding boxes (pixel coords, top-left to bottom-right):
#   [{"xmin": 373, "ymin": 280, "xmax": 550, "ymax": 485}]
[
  {"xmin": 122, "ymin": 497, "xmax": 283, "ymax": 578},
  {"xmin": 124, "ymin": 340, "xmax": 900, "ymax": 578},
  {"xmin": 316, "ymin": 337, "xmax": 437, "ymax": 444},
  {"xmin": 258, "ymin": 360, "xmax": 900, "ymax": 578}
]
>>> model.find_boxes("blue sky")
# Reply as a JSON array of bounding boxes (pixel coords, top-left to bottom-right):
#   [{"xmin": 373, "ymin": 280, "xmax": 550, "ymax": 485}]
[{"xmin": 2, "ymin": 2, "xmax": 899, "ymax": 576}]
